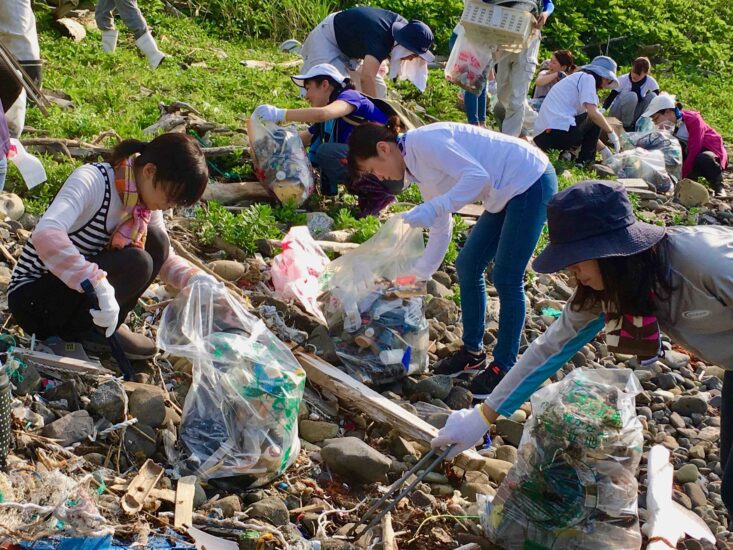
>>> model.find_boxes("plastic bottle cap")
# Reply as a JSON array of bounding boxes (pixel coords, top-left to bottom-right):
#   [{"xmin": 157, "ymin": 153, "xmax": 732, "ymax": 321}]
[{"xmin": 276, "ymin": 171, "xmax": 286, "ymax": 180}]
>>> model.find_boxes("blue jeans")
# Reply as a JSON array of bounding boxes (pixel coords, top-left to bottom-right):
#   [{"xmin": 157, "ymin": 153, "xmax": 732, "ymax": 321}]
[
  {"xmin": 456, "ymin": 164, "xmax": 557, "ymax": 369},
  {"xmin": 0, "ymin": 157, "xmax": 7, "ymax": 192},
  {"xmin": 449, "ymin": 32, "xmax": 487, "ymax": 125}
]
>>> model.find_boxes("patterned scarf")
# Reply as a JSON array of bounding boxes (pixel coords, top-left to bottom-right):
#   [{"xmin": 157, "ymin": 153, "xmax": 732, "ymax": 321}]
[
  {"xmin": 110, "ymin": 156, "xmax": 151, "ymax": 250},
  {"xmin": 603, "ymin": 301, "xmax": 661, "ymax": 361}
]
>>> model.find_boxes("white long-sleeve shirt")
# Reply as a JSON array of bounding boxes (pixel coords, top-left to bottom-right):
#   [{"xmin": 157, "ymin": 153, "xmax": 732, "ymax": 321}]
[{"xmin": 400, "ymin": 123, "xmax": 549, "ymax": 278}]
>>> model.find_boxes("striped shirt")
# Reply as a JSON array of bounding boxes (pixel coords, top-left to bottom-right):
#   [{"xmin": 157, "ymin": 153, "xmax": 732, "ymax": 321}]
[{"xmin": 8, "ymin": 162, "xmax": 198, "ymax": 295}]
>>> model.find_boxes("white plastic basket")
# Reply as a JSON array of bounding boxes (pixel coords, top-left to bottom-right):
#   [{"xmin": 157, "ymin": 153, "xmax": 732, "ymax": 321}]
[{"xmin": 460, "ymin": 0, "xmax": 534, "ymax": 51}]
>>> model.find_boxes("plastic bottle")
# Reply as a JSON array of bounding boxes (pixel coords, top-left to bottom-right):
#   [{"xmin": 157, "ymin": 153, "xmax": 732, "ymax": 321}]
[
  {"xmin": 379, "ymin": 349, "xmax": 404, "ymax": 365},
  {"xmin": 7, "ymin": 138, "xmax": 47, "ymax": 190}
]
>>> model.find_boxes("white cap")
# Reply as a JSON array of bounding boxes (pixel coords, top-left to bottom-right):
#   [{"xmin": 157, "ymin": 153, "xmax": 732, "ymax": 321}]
[
  {"xmin": 291, "ymin": 63, "xmax": 346, "ymax": 88},
  {"xmin": 641, "ymin": 93, "xmax": 677, "ymax": 118}
]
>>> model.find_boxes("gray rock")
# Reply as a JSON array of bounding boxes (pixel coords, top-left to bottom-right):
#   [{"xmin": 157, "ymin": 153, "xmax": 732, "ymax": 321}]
[
  {"xmin": 42, "ymin": 410, "xmax": 94, "ymax": 446},
  {"xmin": 425, "ymin": 297, "xmax": 459, "ymax": 324},
  {"xmin": 413, "ymin": 375, "xmax": 453, "ymax": 400},
  {"xmin": 44, "ymin": 380, "xmax": 81, "ymax": 411},
  {"xmin": 495, "ymin": 445, "xmax": 518, "ymax": 464},
  {"xmin": 678, "ymin": 178, "xmax": 710, "ymax": 208},
  {"xmin": 461, "ymin": 482, "xmax": 495, "ymax": 501},
  {"xmin": 672, "ymin": 396, "xmax": 708, "ymax": 416},
  {"xmin": 675, "ymin": 463, "xmax": 700, "ymax": 484},
  {"xmin": 193, "ymin": 479, "xmax": 207, "ymax": 508},
  {"xmin": 410, "ymin": 489, "xmax": 438, "ymax": 508},
  {"xmin": 299, "ymin": 420, "xmax": 339, "ymax": 443},
  {"xmin": 444, "ymin": 386, "xmax": 473, "ymax": 410},
  {"xmin": 432, "ymin": 271, "xmax": 452, "ymax": 288},
  {"xmin": 669, "ymin": 412, "xmax": 686, "ymax": 430},
  {"xmin": 426, "ymin": 412, "xmax": 450, "ymax": 429},
  {"xmin": 125, "ymin": 382, "xmax": 167, "ymax": 428},
  {"xmin": 661, "ymin": 350, "xmax": 690, "ymax": 369},
  {"xmin": 13, "ymin": 363, "xmax": 41, "ymax": 395},
  {"xmin": 637, "ymin": 407, "xmax": 653, "ymax": 420},
  {"xmin": 495, "ymin": 418, "xmax": 524, "ymax": 447},
  {"xmin": 123, "ymin": 422, "xmax": 157, "ymax": 462},
  {"xmin": 698, "ymin": 426, "xmax": 720, "ymax": 442},
  {"xmin": 483, "ymin": 458, "xmax": 513, "ymax": 483},
  {"xmin": 321, "ymin": 437, "xmax": 391, "ymax": 483},
  {"xmin": 689, "ymin": 445, "xmax": 707, "ymax": 460},
  {"xmin": 656, "ymin": 373, "xmax": 677, "ymax": 390},
  {"xmin": 391, "ymin": 436, "xmax": 418, "ymax": 459},
  {"xmin": 213, "ymin": 495, "xmax": 241, "ymax": 518},
  {"xmin": 673, "ymin": 489, "xmax": 692, "ymax": 509},
  {"xmin": 89, "ymin": 380, "xmax": 125, "ymax": 423},
  {"xmin": 509, "ymin": 409, "xmax": 527, "ymax": 423},
  {"xmin": 427, "ymin": 279, "xmax": 452, "ymax": 299},
  {"xmin": 684, "ymin": 482, "xmax": 707, "ymax": 509},
  {"xmin": 247, "ymin": 496, "xmax": 289, "ymax": 526}
]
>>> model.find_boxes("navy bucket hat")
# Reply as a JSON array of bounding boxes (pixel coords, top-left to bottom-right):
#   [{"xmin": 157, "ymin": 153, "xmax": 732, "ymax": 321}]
[
  {"xmin": 532, "ymin": 181, "xmax": 667, "ymax": 274},
  {"xmin": 393, "ymin": 20, "xmax": 434, "ymax": 61}
]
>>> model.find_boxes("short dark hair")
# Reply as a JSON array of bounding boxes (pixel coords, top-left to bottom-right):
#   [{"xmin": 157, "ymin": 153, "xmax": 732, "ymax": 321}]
[
  {"xmin": 346, "ymin": 117, "xmax": 406, "ymax": 179},
  {"xmin": 571, "ymin": 237, "xmax": 675, "ymax": 315},
  {"xmin": 581, "ymin": 69, "xmax": 604, "ymax": 90},
  {"xmin": 110, "ymin": 133, "xmax": 208, "ymax": 207},
  {"xmin": 632, "ymin": 57, "xmax": 651, "ymax": 75}
]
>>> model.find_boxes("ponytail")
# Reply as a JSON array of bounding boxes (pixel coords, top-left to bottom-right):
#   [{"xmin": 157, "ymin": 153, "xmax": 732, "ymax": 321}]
[
  {"xmin": 346, "ymin": 117, "xmax": 405, "ymax": 179},
  {"xmin": 109, "ymin": 133, "xmax": 208, "ymax": 207},
  {"xmin": 110, "ymin": 139, "xmax": 148, "ymax": 165}
]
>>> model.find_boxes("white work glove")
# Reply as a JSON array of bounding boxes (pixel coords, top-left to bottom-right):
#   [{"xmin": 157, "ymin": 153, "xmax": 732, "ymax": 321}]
[
  {"xmin": 431, "ymin": 405, "xmax": 492, "ymax": 460},
  {"xmin": 253, "ymin": 104, "xmax": 286, "ymax": 123},
  {"xmin": 402, "ymin": 202, "xmax": 438, "ymax": 228},
  {"xmin": 89, "ymin": 278, "xmax": 120, "ymax": 338},
  {"xmin": 487, "ymin": 80, "xmax": 497, "ymax": 96},
  {"xmin": 187, "ymin": 272, "xmax": 219, "ymax": 287},
  {"xmin": 607, "ymin": 131, "xmax": 621, "ymax": 154}
]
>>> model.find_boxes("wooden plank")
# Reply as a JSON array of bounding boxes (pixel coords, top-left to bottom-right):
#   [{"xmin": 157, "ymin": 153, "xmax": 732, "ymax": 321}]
[
  {"xmin": 15, "ymin": 349, "xmax": 114, "ymax": 376},
  {"xmin": 294, "ymin": 350, "xmax": 488, "ymax": 472},
  {"xmin": 121, "ymin": 459, "xmax": 164, "ymax": 514},
  {"xmin": 174, "ymin": 475, "xmax": 197, "ymax": 529},
  {"xmin": 456, "ymin": 204, "xmax": 483, "ymax": 218}
]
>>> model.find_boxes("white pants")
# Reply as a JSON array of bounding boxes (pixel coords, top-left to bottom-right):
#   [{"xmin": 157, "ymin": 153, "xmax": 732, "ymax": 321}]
[
  {"xmin": 495, "ymin": 35, "xmax": 540, "ymax": 137},
  {"xmin": 0, "ymin": 0, "xmax": 40, "ymax": 60},
  {"xmin": 300, "ymin": 12, "xmax": 388, "ymax": 99}
]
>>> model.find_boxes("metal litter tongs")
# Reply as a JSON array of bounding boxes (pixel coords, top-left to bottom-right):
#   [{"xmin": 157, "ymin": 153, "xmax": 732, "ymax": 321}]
[{"xmin": 348, "ymin": 444, "xmax": 455, "ymax": 538}]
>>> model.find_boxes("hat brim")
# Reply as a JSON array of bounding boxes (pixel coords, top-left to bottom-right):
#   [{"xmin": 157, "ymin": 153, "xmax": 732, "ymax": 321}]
[
  {"xmin": 581, "ymin": 65, "xmax": 619, "ymax": 89},
  {"xmin": 532, "ymin": 220, "xmax": 667, "ymax": 274}
]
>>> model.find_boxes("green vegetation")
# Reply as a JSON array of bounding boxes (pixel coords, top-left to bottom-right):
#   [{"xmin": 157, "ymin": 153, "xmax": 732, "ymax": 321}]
[{"xmin": 192, "ymin": 202, "xmax": 281, "ymax": 252}]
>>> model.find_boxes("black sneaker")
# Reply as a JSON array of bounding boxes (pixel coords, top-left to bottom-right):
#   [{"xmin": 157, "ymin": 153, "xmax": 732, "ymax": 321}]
[
  {"xmin": 469, "ymin": 362, "xmax": 506, "ymax": 399},
  {"xmin": 433, "ymin": 347, "xmax": 486, "ymax": 379},
  {"xmin": 82, "ymin": 325, "xmax": 156, "ymax": 360}
]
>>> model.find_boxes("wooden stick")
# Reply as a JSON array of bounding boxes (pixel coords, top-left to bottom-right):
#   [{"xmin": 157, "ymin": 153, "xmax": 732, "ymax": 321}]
[
  {"xmin": 15, "ymin": 348, "xmax": 114, "ymax": 375},
  {"xmin": 174, "ymin": 476, "xmax": 196, "ymax": 528},
  {"xmin": 202, "ymin": 181, "xmax": 272, "ymax": 204},
  {"xmin": 382, "ymin": 511, "xmax": 397, "ymax": 550},
  {"xmin": 0, "ymin": 243, "xmax": 16, "ymax": 266},
  {"xmin": 121, "ymin": 459, "xmax": 164, "ymax": 515}
]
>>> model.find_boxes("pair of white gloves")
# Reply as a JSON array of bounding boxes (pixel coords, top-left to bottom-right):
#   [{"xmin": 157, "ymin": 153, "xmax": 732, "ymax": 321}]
[{"xmin": 90, "ymin": 272, "xmax": 218, "ymax": 337}]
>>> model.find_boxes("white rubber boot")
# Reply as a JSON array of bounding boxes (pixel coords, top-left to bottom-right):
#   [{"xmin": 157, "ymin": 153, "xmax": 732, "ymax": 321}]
[
  {"xmin": 101, "ymin": 30, "xmax": 118, "ymax": 53},
  {"xmin": 135, "ymin": 31, "xmax": 165, "ymax": 69}
]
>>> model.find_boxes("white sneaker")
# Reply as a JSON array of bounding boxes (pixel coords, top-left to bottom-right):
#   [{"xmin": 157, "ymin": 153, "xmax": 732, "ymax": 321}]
[
  {"xmin": 101, "ymin": 29, "xmax": 118, "ymax": 53},
  {"xmin": 135, "ymin": 31, "xmax": 166, "ymax": 69}
]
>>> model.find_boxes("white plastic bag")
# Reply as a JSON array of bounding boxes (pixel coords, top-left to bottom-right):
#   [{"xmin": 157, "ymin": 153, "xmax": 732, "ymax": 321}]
[
  {"xmin": 622, "ymin": 128, "xmax": 683, "ymax": 182},
  {"xmin": 157, "ymin": 281, "xmax": 305, "ymax": 484},
  {"xmin": 248, "ymin": 116, "xmax": 314, "ymax": 206},
  {"xmin": 482, "ymin": 368, "xmax": 644, "ymax": 549},
  {"xmin": 445, "ymin": 25, "xmax": 496, "ymax": 96},
  {"xmin": 319, "ymin": 217, "xmax": 429, "ymax": 385},
  {"xmin": 271, "ymin": 226, "xmax": 329, "ymax": 323}
]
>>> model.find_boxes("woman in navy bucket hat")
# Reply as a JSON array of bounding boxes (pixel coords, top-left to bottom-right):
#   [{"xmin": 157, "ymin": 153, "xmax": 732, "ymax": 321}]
[{"xmin": 431, "ymin": 182, "xmax": 733, "ymax": 530}]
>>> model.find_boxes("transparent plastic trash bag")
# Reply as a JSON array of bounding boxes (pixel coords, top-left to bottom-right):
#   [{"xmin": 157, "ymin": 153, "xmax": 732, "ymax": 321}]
[
  {"xmin": 622, "ymin": 128, "xmax": 683, "ymax": 182},
  {"xmin": 318, "ymin": 217, "xmax": 429, "ymax": 385},
  {"xmin": 271, "ymin": 226, "xmax": 329, "ymax": 324},
  {"xmin": 248, "ymin": 116, "xmax": 314, "ymax": 206},
  {"xmin": 157, "ymin": 281, "xmax": 306, "ymax": 484},
  {"xmin": 603, "ymin": 147, "xmax": 673, "ymax": 194},
  {"xmin": 481, "ymin": 368, "xmax": 644, "ymax": 550},
  {"xmin": 445, "ymin": 25, "xmax": 496, "ymax": 96}
]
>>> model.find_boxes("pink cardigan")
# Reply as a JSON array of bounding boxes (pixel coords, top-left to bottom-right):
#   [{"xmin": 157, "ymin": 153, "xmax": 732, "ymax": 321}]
[{"xmin": 681, "ymin": 110, "xmax": 728, "ymax": 178}]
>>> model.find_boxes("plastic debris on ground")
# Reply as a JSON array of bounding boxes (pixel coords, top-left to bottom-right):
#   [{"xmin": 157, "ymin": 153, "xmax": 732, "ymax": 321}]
[
  {"xmin": 319, "ymin": 217, "xmax": 429, "ymax": 385},
  {"xmin": 603, "ymin": 148, "xmax": 674, "ymax": 194},
  {"xmin": 157, "ymin": 280, "xmax": 306, "ymax": 484},
  {"xmin": 444, "ymin": 25, "xmax": 496, "ymax": 96},
  {"xmin": 481, "ymin": 368, "xmax": 644, "ymax": 549},
  {"xmin": 248, "ymin": 116, "xmax": 314, "ymax": 206},
  {"xmin": 271, "ymin": 226, "xmax": 329, "ymax": 323}
]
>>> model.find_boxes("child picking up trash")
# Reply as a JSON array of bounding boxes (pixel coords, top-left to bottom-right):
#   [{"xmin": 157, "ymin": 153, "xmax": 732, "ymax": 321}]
[
  {"xmin": 603, "ymin": 56, "xmax": 660, "ymax": 131},
  {"xmin": 347, "ymin": 120, "xmax": 557, "ymax": 396},
  {"xmin": 253, "ymin": 63, "xmax": 388, "ymax": 197},
  {"xmin": 640, "ymin": 93, "xmax": 728, "ymax": 197},
  {"xmin": 7, "ymin": 133, "xmax": 217, "ymax": 360}
]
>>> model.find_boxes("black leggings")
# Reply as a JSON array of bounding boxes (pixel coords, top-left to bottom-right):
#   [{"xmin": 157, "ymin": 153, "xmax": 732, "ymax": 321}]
[
  {"xmin": 688, "ymin": 151, "xmax": 724, "ymax": 192},
  {"xmin": 533, "ymin": 113, "xmax": 602, "ymax": 163},
  {"xmin": 8, "ymin": 226, "xmax": 169, "ymax": 341}
]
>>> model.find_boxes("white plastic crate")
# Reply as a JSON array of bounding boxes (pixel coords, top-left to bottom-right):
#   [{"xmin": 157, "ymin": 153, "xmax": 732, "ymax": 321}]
[{"xmin": 460, "ymin": 0, "xmax": 534, "ymax": 51}]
